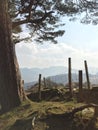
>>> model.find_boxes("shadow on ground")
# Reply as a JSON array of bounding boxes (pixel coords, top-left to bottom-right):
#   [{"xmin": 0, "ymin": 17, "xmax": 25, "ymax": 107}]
[{"xmin": 9, "ymin": 111, "xmax": 98, "ymax": 130}]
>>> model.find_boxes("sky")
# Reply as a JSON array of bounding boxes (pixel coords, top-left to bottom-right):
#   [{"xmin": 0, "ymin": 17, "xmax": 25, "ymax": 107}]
[{"xmin": 15, "ymin": 18, "xmax": 98, "ymax": 70}]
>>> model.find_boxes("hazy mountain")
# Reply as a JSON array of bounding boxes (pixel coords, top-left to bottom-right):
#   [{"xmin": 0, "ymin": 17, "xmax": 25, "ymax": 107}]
[
  {"xmin": 20, "ymin": 66, "xmax": 98, "ymax": 89},
  {"xmin": 88, "ymin": 67, "xmax": 98, "ymax": 75},
  {"xmin": 24, "ymin": 73, "xmax": 98, "ymax": 90},
  {"xmin": 48, "ymin": 73, "xmax": 78, "ymax": 85},
  {"xmin": 20, "ymin": 66, "xmax": 77, "ymax": 83},
  {"xmin": 48, "ymin": 73, "xmax": 98, "ymax": 85}
]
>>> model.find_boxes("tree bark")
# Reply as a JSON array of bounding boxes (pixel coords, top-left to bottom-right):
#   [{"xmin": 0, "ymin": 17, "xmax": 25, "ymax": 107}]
[{"xmin": 0, "ymin": 0, "xmax": 26, "ymax": 114}]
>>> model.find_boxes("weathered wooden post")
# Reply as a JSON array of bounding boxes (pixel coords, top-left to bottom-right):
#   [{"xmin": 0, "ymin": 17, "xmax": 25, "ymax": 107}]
[
  {"xmin": 68, "ymin": 57, "xmax": 73, "ymax": 97},
  {"xmin": 38, "ymin": 74, "xmax": 42, "ymax": 101},
  {"xmin": 21, "ymin": 80, "xmax": 27, "ymax": 100},
  {"xmin": 84, "ymin": 60, "xmax": 90, "ymax": 90},
  {"xmin": 79, "ymin": 70, "xmax": 83, "ymax": 101},
  {"xmin": 43, "ymin": 77, "xmax": 46, "ymax": 88}
]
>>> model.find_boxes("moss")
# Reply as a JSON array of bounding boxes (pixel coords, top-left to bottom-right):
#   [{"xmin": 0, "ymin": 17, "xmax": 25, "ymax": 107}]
[
  {"xmin": 0, "ymin": 100, "xmax": 84, "ymax": 130},
  {"xmin": 1, "ymin": 97, "xmax": 98, "ymax": 130}
]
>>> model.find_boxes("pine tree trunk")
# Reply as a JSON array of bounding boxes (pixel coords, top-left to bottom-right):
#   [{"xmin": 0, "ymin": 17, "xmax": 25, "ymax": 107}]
[{"xmin": 0, "ymin": 0, "xmax": 26, "ymax": 114}]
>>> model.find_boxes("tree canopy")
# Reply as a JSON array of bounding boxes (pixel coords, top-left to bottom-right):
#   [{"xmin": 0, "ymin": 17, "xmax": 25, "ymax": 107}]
[
  {"xmin": 8, "ymin": 0, "xmax": 98, "ymax": 44},
  {"xmin": 8, "ymin": 0, "xmax": 78, "ymax": 44}
]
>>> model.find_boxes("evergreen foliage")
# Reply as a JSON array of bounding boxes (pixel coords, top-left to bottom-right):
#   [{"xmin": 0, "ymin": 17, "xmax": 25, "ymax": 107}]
[
  {"xmin": 7, "ymin": 0, "xmax": 76, "ymax": 43},
  {"xmin": 8, "ymin": 0, "xmax": 98, "ymax": 43}
]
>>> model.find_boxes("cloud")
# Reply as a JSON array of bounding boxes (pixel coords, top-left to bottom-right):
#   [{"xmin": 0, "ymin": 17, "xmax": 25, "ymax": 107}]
[{"xmin": 15, "ymin": 42, "xmax": 98, "ymax": 69}]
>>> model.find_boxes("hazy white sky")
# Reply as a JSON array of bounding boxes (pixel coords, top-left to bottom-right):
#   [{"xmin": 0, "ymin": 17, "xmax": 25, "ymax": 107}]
[{"xmin": 16, "ymin": 19, "xmax": 98, "ymax": 69}]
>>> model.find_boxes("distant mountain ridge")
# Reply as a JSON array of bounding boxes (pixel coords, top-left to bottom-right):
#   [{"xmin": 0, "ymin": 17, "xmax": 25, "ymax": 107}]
[
  {"xmin": 24, "ymin": 73, "xmax": 98, "ymax": 89},
  {"xmin": 20, "ymin": 66, "xmax": 98, "ymax": 83},
  {"xmin": 48, "ymin": 73, "xmax": 98, "ymax": 85},
  {"xmin": 20, "ymin": 66, "xmax": 77, "ymax": 83},
  {"xmin": 20, "ymin": 66, "xmax": 98, "ymax": 89}
]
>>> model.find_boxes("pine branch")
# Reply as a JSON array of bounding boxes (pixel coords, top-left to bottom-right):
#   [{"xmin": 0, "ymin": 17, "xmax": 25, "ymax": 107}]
[{"xmin": 12, "ymin": 11, "xmax": 54, "ymax": 28}]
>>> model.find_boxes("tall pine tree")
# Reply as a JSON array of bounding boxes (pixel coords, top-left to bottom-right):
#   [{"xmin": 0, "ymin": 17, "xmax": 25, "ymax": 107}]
[{"xmin": 0, "ymin": 0, "xmax": 26, "ymax": 114}]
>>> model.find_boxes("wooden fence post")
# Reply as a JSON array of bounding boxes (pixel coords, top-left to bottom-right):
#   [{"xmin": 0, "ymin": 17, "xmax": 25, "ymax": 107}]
[
  {"xmin": 84, "ymin": 60, "xmax": 90, "ymax": 90},
  {"xmin": 21, "ymin": 80, "xmax": 27, "ymax": 100},
  {"xmin": 79, "ymin": 70, "xmax": 83, "ymax": 101},
  {"xmin": 43, "ymin": 77, "xmax": 46, "ymax": 88},
  {"xmin": 38, "ymin": 74, "xmax": 41, "ymax": 101},
  {"xmin": 68, "ymin": 57, "xmax": 73, "ymax": 97}
]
